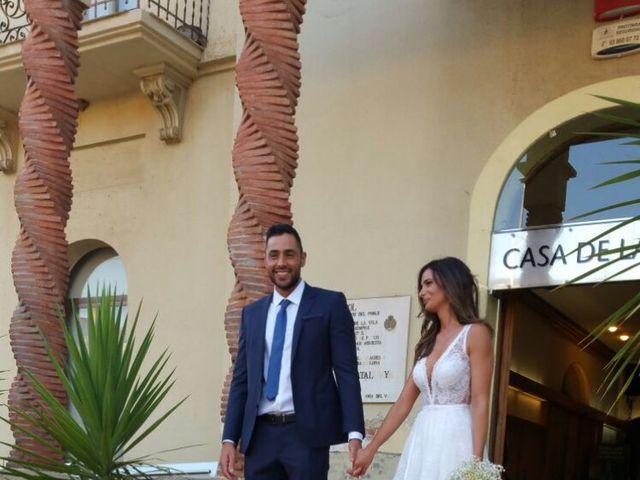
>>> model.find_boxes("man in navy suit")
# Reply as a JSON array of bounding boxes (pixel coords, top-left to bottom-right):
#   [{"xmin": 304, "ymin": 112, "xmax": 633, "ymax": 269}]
[{"xmin": 219, "ymin": 224, "xmax": 364, "ymax": 480}]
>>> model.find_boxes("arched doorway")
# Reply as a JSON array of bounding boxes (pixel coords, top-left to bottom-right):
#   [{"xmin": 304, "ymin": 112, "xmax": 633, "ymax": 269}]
[
  {"xmin": 562, "ymin": 363, "xmax": 590, "ymax": 405},
  {"xmin": 468, "ymin": 78, "xmax": 640, "ymax": 480}
]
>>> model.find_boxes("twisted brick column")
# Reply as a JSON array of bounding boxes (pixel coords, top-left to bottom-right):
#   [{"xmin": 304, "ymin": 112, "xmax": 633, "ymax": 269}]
[
  {"xmin": 221, "ymin": 0, "xmax": 307, "ymax": 427},
  {"xmin": 8, "ymin": 0, "xmax": 85, "ymax": 461}
]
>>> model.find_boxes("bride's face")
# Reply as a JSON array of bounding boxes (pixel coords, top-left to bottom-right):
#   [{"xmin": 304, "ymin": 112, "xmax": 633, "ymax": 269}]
[{"xmin": 419, "ymin": 269, "xmax": 448, "ymax": 313}]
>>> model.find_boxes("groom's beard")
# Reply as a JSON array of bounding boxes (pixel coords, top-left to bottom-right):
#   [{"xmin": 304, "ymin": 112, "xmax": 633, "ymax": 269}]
[{"xmin": 269, "ymin": 268, "xmax": 301, "ymax": 293}]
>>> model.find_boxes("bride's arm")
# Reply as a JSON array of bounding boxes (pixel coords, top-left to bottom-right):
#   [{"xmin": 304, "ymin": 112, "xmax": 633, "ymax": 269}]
[
  {"xmin": 349, "ymin": 374, "xmax": 420, "ymax": 476},
  {"xmin": 468, "ymin": 323, "xmax": 494, "ymax": 459}
]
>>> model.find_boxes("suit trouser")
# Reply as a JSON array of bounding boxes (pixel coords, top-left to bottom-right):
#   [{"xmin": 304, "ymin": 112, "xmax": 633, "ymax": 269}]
[{"xmin": 244, "ymin": 417, "xmax": 330, "ymax": 480}]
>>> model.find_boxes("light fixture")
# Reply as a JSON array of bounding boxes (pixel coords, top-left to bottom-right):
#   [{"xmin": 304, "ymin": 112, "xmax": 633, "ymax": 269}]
[
  {"xmin": 619, "ymin": 334, "xmax": 630, "ymax": 341},
  {"xmin": 608, "ymin": 325, "xmax": 619, "ymax": 332},
  {"xmin": 508, "ymin": 386, "xmax": 546, "ymax": 404}
]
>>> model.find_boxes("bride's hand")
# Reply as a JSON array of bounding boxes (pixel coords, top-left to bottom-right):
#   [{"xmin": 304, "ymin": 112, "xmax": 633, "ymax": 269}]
[{"xmin": 348, "ymin": 445, "xmax": 375, "ymax": 477}]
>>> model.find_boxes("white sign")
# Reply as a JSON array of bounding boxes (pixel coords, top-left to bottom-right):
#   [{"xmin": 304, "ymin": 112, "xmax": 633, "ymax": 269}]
[
  {"xmin": 348, "ymin": 296, "xmax": 411, "ymax": 403},
  {"xmin": 592, "ymin": 17, "xmax": 640, "ymax": 59},
  {"xmin": 489, "ymin": 220, "xmax": 640, "ymax": 290}
]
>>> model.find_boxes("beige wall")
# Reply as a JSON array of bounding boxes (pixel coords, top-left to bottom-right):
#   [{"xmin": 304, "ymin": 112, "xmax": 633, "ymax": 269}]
[
  {"xmin": 2, "ymin": 0, "xmax": 640, "ymax": 464},
  {"xmin": 204, "ymin": 0, "xmax": 239, "ymax": 62}
]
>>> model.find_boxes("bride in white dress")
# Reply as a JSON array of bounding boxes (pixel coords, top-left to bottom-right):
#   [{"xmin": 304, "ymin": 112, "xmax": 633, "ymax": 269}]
[{"xmin": 350, "ymin": 257, "xmax": 494, "ymax": 480}]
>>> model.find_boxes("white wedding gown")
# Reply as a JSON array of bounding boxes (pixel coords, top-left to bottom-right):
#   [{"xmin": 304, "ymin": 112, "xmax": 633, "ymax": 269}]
[{"xmin": 393, "ymin": 324, "xmax": 474, "ymax": 480}]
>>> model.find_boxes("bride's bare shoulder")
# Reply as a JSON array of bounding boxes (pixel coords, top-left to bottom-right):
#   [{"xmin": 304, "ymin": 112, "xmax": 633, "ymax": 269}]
[{"xmin": 467, "ymin": 322, "xmax": 493, "ymax": 353}]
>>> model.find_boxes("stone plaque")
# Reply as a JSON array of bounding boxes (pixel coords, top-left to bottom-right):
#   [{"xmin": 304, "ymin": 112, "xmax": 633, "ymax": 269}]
[{"xmin": 348, "ymin": 296, "xmax": 411, "ymax": 403}]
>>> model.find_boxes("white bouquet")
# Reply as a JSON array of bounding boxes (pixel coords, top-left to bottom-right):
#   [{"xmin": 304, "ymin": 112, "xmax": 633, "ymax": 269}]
[{"xmin": 449, "ymin": 458, "xmax": 504, "ymax": 480}]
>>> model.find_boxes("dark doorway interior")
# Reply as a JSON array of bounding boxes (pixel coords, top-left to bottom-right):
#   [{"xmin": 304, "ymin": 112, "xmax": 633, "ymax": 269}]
[{"xmin": 492, "ymin": 288, "xmax": 640, "ymax": 480}]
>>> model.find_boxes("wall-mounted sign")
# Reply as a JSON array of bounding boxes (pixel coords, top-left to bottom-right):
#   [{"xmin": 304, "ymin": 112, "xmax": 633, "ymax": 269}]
[
  {"xmin": 592, "ymin": 17, "xmax": 640, "ymax": 58},
  {"xmin": 348, "ymin": 296, "xmax": 411, "ymax": 403},
  {"xmin": 489, "ymin": 220, "xmax": 640, "ymax": 290}
]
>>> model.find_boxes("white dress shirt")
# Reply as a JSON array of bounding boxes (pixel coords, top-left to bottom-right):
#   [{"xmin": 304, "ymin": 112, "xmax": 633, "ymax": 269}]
[
  {"xmin": 259, "ymin": 280, "xmax": 362, "ymax": 441},
  {"xmin": 258, "ymin": 280, "xmax": 306, "ymax": 415}
]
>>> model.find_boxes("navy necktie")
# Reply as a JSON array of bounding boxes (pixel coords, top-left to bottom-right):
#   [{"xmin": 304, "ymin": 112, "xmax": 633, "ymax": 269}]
[{"xmin": 265, "ymin": 299, "xmax": 291, "ymax": 401}]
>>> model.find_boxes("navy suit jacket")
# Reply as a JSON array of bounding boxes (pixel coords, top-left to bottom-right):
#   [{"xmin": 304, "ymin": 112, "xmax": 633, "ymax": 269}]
[{"xmin": 222, "ymin": 284, "xmax": 365, "ymax": 453}]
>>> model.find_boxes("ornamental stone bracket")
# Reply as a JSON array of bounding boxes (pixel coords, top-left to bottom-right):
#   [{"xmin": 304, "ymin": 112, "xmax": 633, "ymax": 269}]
[
  {"xmin": 134, "ymin": 63, "xmax": 192, "ymax": 144},
  {"xmin": 0, "ymin": 120, "xmax": 16, "ymax": 174}
]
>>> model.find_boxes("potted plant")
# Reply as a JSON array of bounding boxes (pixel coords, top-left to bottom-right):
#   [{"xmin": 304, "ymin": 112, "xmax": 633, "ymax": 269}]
[{"xmin": 0, "ymin": 287, "xmax": 187, "ymax": 480}]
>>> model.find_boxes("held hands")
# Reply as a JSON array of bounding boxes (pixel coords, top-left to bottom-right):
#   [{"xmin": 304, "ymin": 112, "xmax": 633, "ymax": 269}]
[
  {"xmin": 348, "ymin": 444, "xmax": 375, "ymax": 478},
  {"xmin": 347, "ymin": 438, "xmax": 362, "ymax": 476},
  {"xmin": 348, "ymin": 438, "xmax": 362, "ymax": 461},
  {"xmin": 219, "ymin": 442, "xmax": 237, "ymax": 480}
]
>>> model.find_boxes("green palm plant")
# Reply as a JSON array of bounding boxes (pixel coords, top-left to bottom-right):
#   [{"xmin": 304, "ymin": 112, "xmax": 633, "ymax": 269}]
[
  {"xmin": 568, "ymin": 95, "xmax": 640, "ymax": 408},
  {"xmin": 0, "ymin": 288, "xmax": 187, "ymax": 480}
]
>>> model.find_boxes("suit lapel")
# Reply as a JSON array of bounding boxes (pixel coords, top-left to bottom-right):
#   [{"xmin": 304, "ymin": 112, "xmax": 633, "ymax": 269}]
[
  {"xmin": 255, "ymin": 294, "xmax": 272, "ymax": 377},
  {"xmin": 291, "ymin": 284, "xmax": 316, "ymax": 361}
]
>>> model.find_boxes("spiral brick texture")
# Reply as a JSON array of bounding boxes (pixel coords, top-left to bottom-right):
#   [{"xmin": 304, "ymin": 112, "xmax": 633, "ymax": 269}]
[
  {"xmin": 8, "ymin": 0, "xmax": 85, "ymax": 461},
  {"xmin": 221, "ymin": 0, "xmax": 308, "ymax": 423}
]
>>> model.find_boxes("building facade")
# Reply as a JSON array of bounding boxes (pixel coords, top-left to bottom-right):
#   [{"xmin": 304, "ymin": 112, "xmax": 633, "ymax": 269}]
[{"xmin": 1, "ymin": 1, "xmax": 640, "ymax": 478}]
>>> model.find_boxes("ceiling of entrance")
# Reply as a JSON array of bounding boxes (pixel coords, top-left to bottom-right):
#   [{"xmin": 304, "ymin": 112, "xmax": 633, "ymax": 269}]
[{"xmin": 533, "ymin": 281, "xmax": 640, "ymax": 353}]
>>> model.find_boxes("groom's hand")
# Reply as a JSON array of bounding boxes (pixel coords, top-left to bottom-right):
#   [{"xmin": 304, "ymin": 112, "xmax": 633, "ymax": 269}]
[
  {"xmin": 347, "ymin": 439, "xmax": 362, "ymax": 476},
  {"xmin": 219, "ymin": 442, "xmax": 237, "ymax": 479},
  {"xmin": 348, "ymin": 438, "xmax": 362, "ymax": 463},
  {"xmin": 349, "ymin": 445, "xmax": 375, "ymax": 478}
]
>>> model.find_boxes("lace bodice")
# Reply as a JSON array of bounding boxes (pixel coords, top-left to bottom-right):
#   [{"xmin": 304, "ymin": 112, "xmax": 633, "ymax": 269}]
[{"xmin": 412, "ymin": 324, "xmax": 471, "ymax": 405}]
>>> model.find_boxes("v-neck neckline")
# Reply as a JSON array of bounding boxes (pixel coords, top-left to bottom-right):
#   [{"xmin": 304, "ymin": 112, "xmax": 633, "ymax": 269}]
[{"xmin": 425, "ymin": 325, "xmax": 467, "ymax": 394}]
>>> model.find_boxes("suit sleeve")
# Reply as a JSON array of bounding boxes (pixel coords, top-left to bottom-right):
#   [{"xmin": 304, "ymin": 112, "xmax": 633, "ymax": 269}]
[
  {"xmin": 330, "ymin": 292, "xmax": 365, "ymax": 436},
  {"xmin": 222, "ymin": 307, "xmax": 248, "ymax": 443}
]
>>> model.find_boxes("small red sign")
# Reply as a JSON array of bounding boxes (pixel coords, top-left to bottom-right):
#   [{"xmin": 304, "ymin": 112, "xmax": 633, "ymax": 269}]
[{"xmin": 595, "ymin": 0, "xmax": 640, "ymax": 21}]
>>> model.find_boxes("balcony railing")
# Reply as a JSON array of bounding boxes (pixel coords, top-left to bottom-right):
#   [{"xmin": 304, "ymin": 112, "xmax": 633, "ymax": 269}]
[
  {"xmin": 0, "ymin": 0, "xmax": 27, "ymax": 44},
  {"xmin": 0, "ymin": 0, "xmax": 210, "ymax": 46}
]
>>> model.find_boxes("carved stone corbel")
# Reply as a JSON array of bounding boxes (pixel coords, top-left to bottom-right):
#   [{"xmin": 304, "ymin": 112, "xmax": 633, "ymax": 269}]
[
  {"xmin": 134, "ymin": 64, "xmax": 191, "ymax": 144},
  {"xmin": 0, "ymin": 121, "xmax": 15, "ymax": 174}
]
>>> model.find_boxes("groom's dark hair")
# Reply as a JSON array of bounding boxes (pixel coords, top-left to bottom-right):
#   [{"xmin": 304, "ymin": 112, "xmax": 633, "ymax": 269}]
[{"xmin": 265, "ymin": 223, "xmax": 303, "ymax": 252}]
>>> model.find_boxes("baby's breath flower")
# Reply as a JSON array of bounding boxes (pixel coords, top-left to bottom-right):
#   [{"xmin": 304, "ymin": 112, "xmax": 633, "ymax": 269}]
[{"xmin": 449, "ymin": 458, "xmax": 504, "ymax": 480}]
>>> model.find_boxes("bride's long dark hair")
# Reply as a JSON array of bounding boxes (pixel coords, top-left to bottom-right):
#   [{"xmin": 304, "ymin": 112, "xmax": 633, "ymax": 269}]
[{"xmin": 414, "ymin": 257, "xmax": 480, "ymax": 363}]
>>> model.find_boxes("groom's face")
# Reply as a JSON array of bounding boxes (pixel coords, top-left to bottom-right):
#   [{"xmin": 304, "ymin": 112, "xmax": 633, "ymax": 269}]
[{"xmin": 266, "ymin": 233, "xmax": 307, "ymax": 296}]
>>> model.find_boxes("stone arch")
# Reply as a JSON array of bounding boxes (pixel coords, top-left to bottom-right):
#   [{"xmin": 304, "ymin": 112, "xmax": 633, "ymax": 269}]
[
  {"xmin": 69, "ymin": 239, "xmax": 114, "ymax": 270},
  {"xmin": 466, "ymin": 75, "xmax": 640, "ymax": 290},
  {"xmin": 68, "ymin": 239, "xmax": 127, "ymax": 296}
]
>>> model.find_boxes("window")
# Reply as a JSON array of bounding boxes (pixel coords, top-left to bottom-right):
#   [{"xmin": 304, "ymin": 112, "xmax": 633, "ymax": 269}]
[
  {"xmin": 67, "ymin": 247, "xmax": 127, "ymax": 419},
  {"xmin": 69, "ymin": 247, "xmax": 128, "ymax": 328},
  {"xmin": 494, "ymin": 111, "xmax": 640, "ymax": 232},
  {"xmin": 84, "ymin": 0, "xmax": 137, "ymax": 21}
]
